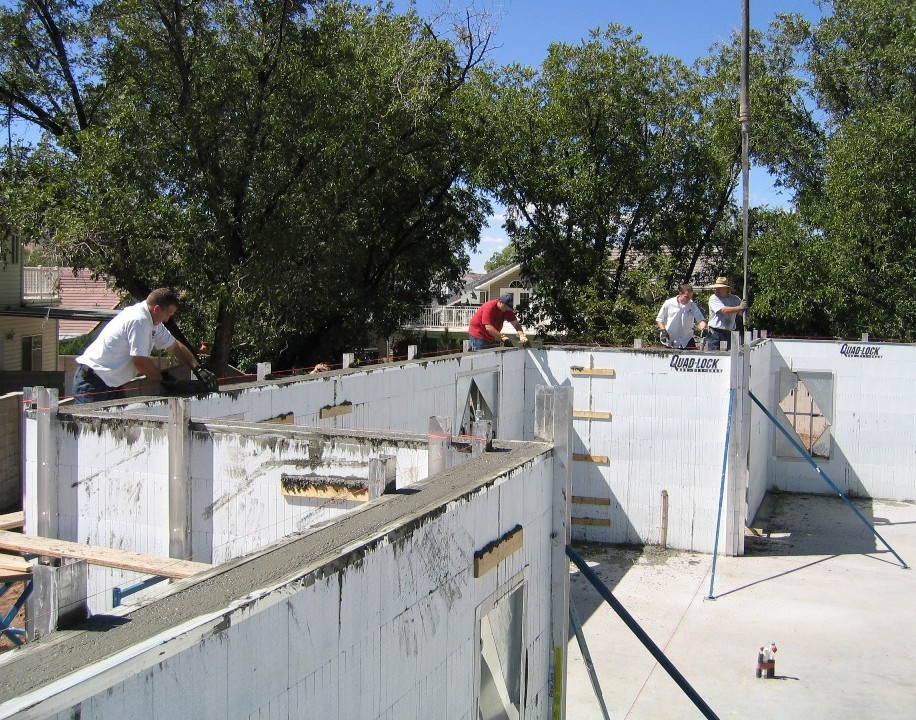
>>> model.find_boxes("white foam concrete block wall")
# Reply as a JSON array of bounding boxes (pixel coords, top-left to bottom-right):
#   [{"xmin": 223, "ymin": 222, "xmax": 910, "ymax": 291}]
[
  {"xmin": 196, "ymin": 428, "xmax": 429, "ymax": 564},
  {"xmin": 119, "ymin": 352, "xmax": 519, "ymax": 437},
  {"xmin": 763, "ymin": 340, "xmax": 916, "ymax": 500},
  {"xmin": 746, "ymin": 341, "xmax": 776, "ymax": 520},
  {"xmin": 39, "ymin": 419, "xmax": 172, "ymax": 614},
  {"xmin": 34, "ymin": 451, "xmax": 556, "ymax": 720},
  {"xmin": 526, "ymin": 347, "xmax": 732, "ymax": 552},
  {"xmin": 27, "ymin": 413, "xmax": 430, "ymax": 613}
]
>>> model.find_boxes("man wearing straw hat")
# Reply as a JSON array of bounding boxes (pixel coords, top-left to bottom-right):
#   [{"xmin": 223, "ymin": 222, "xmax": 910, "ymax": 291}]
[{"xmin": 705, "ymin": 277, "xmax": 747, "ymax": 350}]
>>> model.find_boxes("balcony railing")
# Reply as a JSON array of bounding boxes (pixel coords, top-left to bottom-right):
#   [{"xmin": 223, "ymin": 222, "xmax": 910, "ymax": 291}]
[
  {"xmin": 405, "ymin": 305, "xmax": 478, "ymax": 330},
  {"xmin": 23, "ymin": 266, "xmax": 60, "ymax": 303}
]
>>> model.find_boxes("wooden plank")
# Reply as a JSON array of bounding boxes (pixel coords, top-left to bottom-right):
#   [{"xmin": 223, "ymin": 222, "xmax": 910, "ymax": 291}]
[
  {"xmin": 474, "ymin": 525, "xmax": 524, "ymax": 578},
  {"xmin": 573, "ymin": 410, "xmax": 612, "ymax": 420},
  {"xmin": 0, "ymin": 530, "xmax": 211, "ymax": 579},
  {"xmin": 263, "ymin": 412, "xmax": 294, "ymax": 425},
  {"xmin": 280, "ymin": 474, "xmax": 368, "ymax": 502},
  {"xmin": 319, "ymin": 402, "xmax": 353, "ymax": 419},
  {"xmin": 280, "ymin": 484, "xmax": 368, "ymax": 502},
  {"xmin": 573, "ymin": 453, "xmax": 609, "ymax": 464},
  {"xmin": 0, "ymin": 554, "xmax": 30, "ymax": 572},
  {"xmin": 572, "ymin": 517, "xmax": 611, "ymax": 527},
  {"xmin": 572, "ymin": 496, "xmax": 611, "ymax": 506},
  {"xmin": 0, "ymin": 511, "xmax": 24, "ymax": 530},
  {"xmin": 570, "ymin": 367, "xmax": 615, "ymax": 377}
]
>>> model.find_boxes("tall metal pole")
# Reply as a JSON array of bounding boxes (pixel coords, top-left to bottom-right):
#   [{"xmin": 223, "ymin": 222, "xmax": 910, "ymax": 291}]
[{"xmin": 740, "ymin": 0, "xmax": 751, "ymax": 311}]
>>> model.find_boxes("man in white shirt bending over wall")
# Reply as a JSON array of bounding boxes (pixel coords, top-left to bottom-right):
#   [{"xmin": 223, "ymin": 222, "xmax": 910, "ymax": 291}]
[
  {"xmin": 72, "ymin": 288, "xmax": 218, "ymax": 404},
  {"xmin": 656, "ymin": 283, "xmax": 707, "ymax": 349}
]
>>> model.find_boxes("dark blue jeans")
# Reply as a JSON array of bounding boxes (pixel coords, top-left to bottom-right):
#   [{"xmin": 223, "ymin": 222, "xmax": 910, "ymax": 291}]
[
  {"xmin": 705, "ymin": 327, "xmax": 732, "ymax": 350},
  {"xmin": 469, "ymin": 335, "xmax": 497, "ymax": 351},
  {"xmin": 72, "ymin": 365, "xmax": 126, "ymax": 404}
]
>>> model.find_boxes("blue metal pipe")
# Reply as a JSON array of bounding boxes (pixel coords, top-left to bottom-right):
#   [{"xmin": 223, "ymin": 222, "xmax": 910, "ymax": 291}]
[
  {"xmin": 566, "ymin": 545, "xmax": 721, "ymax": 720},
  {"xmin": 707, "ymin": 387, "xmax": 736, "ymax": 599}
]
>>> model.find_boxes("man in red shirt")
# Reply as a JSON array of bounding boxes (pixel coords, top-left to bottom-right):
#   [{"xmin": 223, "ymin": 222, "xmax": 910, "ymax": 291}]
[{"xmin": 468, "ymin": 293, "xmax": 529, "ymax": 350}]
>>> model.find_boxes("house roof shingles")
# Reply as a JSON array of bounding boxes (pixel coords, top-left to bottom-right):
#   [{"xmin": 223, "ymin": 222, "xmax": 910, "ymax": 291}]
[{"xmin": 57, "ymin": 269, "xmax": 122, "ymax": 338}]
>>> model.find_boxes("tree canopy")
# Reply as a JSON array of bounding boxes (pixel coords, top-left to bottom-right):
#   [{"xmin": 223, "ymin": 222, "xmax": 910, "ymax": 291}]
[
  {"xmin": 1, "ymin": 0, "xmax": 491, "ymax": 369},
  {"xmin": 751, "ymin": 0, "xmax": 916, "ymax": 339},
  {"xmin": 470, "ymin": 22, "xmax": 816, "ymax": 343},
  {"xmin": 2, "ymin": 0, "xmax": 914, "ymax": 358}
]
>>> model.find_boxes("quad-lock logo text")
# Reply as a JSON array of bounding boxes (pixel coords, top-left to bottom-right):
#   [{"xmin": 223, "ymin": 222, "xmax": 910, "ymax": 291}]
[
  {"xmin": 839, "ymin": 344, "xmax": 881, "ymax": 359},
  {"xmin": 670, "ymin": 355, "xmax": 722, "ymax": 373}
]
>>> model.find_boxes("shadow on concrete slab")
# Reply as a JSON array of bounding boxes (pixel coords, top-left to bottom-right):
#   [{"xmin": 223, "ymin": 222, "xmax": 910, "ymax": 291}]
[{"xmin": 745, "ymin": 492, "xmax": 911, "ymax": 559}]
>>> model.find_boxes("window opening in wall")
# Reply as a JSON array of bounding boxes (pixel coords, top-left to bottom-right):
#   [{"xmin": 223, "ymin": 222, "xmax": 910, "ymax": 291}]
[
  {"xmin": 776, "ymin": 370, "xmax": 833, "ymax": 459},
  {"xmin": 477, "ymin": 580, "xmax": 525, "ymax": 720},
  {"xmin": 21, "ymin": 334, "xmax": 42, "ymax": 371},
  {"xmin": 456, "ymin": 370, "xmax": 499, "ymax": 438}
]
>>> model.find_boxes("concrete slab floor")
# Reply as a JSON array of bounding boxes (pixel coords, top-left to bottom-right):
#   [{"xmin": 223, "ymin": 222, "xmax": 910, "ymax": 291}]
[{"xmin": 566, "ymin": 493, "xmax": 916, "ymax": 719}]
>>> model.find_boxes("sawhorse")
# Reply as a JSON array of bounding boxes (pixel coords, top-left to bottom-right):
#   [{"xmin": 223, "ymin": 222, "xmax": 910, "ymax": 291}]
[{"xmin": 1, "ymin": 571, "xmax": 33, "ymax": 647}]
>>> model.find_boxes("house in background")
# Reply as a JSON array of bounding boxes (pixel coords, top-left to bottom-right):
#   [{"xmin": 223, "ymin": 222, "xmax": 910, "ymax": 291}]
[
  {"xmin": 57, "ymin": 269, "xmax": 122, "ymax": 340},
  {"xmin": 407, "ymin": 263, "xmax": 535, "ymax": 334},
  {"xmin": 0, "ymin": 234, "xmax": 61, "ymax": 391}
]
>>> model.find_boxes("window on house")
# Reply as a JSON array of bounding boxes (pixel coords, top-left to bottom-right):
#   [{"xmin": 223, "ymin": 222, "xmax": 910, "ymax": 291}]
[
  {"xmin": 776, "ymin": 370, "xmax": 833, "ymax": 459},
  {"xmin": 21, "ymin": 335, "xmax": 42, "ymax": 371},
  {"xmin": 503, "ymin": 280, "xmax": 531, "ymax": 311}
]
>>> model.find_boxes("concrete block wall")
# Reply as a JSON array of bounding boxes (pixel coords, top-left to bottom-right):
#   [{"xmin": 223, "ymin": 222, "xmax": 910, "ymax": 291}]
[
  {"xmin": 0, "ymin": 393, "xmax": 21, "ymax": 510},
  {"xmin": 755, "ymin": 340, "xmax": 916, "ymax": 501},
  {"xmin": 747, "ymin": 341, "xmax": 776, "ymax": 520},
  {"xmin": 23, "ymin": 410, "xmax": 431, "ymax": 613},
  {"xmin": 1, "ymin": 443, "xmax": 559, "ymax": 720},
  {"xmin": 525, "ymin": 347, "xmax": 733, "ymax": 552},
  {"xmin": 116, "ymin": 350, "xmax": 529, "ymax": 440}
]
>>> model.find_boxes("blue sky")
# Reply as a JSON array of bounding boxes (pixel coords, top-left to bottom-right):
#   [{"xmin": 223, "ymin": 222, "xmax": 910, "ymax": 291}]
[{"xmin": 391, "ymin": 0, "xmax": 826, "ymax": 271}]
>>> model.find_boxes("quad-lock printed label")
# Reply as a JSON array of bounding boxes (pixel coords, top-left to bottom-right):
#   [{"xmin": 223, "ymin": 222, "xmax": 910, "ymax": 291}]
[
  {"xmin": 839, "ymin": 343, "xmax": 882, "ymax": 359},
  {"xmin": 669, "ymin": 355, "xmax": 723, "ymax": 373}
]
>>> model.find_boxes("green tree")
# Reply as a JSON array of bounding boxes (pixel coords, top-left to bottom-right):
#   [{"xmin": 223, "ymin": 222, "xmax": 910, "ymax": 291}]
[
  {"xmin": 751, "ymin": 1, "xmax": 916, "ymax": 339},
  {"xmin": 483, "ymin": 242, "xmax": 515, "ymax": 272},
  {"xmin": 808, "ymin": 0, "xmax": 916, "ymax": 338},
  {"xmin": 0, "ymin": 0, "xmax": 490, "ymax": 370},
  {"xmin": 471, "ymin": 22, "xmax": 822, "ymax": 343}
]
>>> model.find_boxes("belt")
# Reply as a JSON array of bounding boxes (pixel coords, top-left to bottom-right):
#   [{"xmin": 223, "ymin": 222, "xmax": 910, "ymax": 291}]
[
  {"xmin": 77, "ymin": 364, "xmax": 105, "ymax": 383},
  {"xmin": 708, "ymin": 326, "xmax": 730, "ymax": 334}
]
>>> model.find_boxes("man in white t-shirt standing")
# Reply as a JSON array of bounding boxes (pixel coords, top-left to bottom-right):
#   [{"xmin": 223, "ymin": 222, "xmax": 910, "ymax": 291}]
[
  {"xmin": 705, "ymin": 276, "xmax": 747, "ymax": 350},
  {"xmin": 655, "ymin": 283, "xmax": 707, "ymax": 349},
  {"xmin": 73, "ymin": 288, "xmax": 218, "ymax": 404}
]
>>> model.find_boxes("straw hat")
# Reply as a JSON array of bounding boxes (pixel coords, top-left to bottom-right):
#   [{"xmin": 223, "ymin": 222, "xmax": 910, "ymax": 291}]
[{"xmin": 709, "ymin": 276, "xmax": 731, "ymax": 289}]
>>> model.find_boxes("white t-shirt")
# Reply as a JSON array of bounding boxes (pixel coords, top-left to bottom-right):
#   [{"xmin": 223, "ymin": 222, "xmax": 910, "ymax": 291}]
[
  {"xmin": 656, "ymin": 297, "xmax": 705, "ymax": 348},
  {"xmin": 76, "ymin": 300, "xmax": 176, "ymax": 388},
  {"xmin": 708, "ymin": 293, "xmax": 742, "ymax": 331}
]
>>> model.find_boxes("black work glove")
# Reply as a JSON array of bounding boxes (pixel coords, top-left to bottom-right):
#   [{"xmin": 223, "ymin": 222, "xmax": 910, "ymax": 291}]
[
  {"xmin": 520, "ymin": 339, "xmax": 532, "ymax": 349},
  {"xmin": 699, "ymin": 327, "xmax": 708, "ymax": 341},
  {"xmin": 659, "ymin": 329, "xmax": 670, "ymax": 346},
  {"xmin": 194, "ymin": 366, "xmax": 219, "ymax": 393},
  {"xmin": 501, "ymin": 337, "xmax": 513, "ymax": 348},
  {"xmin": 160, "ymin": 369, "xmax": 179, "ymax": 392}
]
